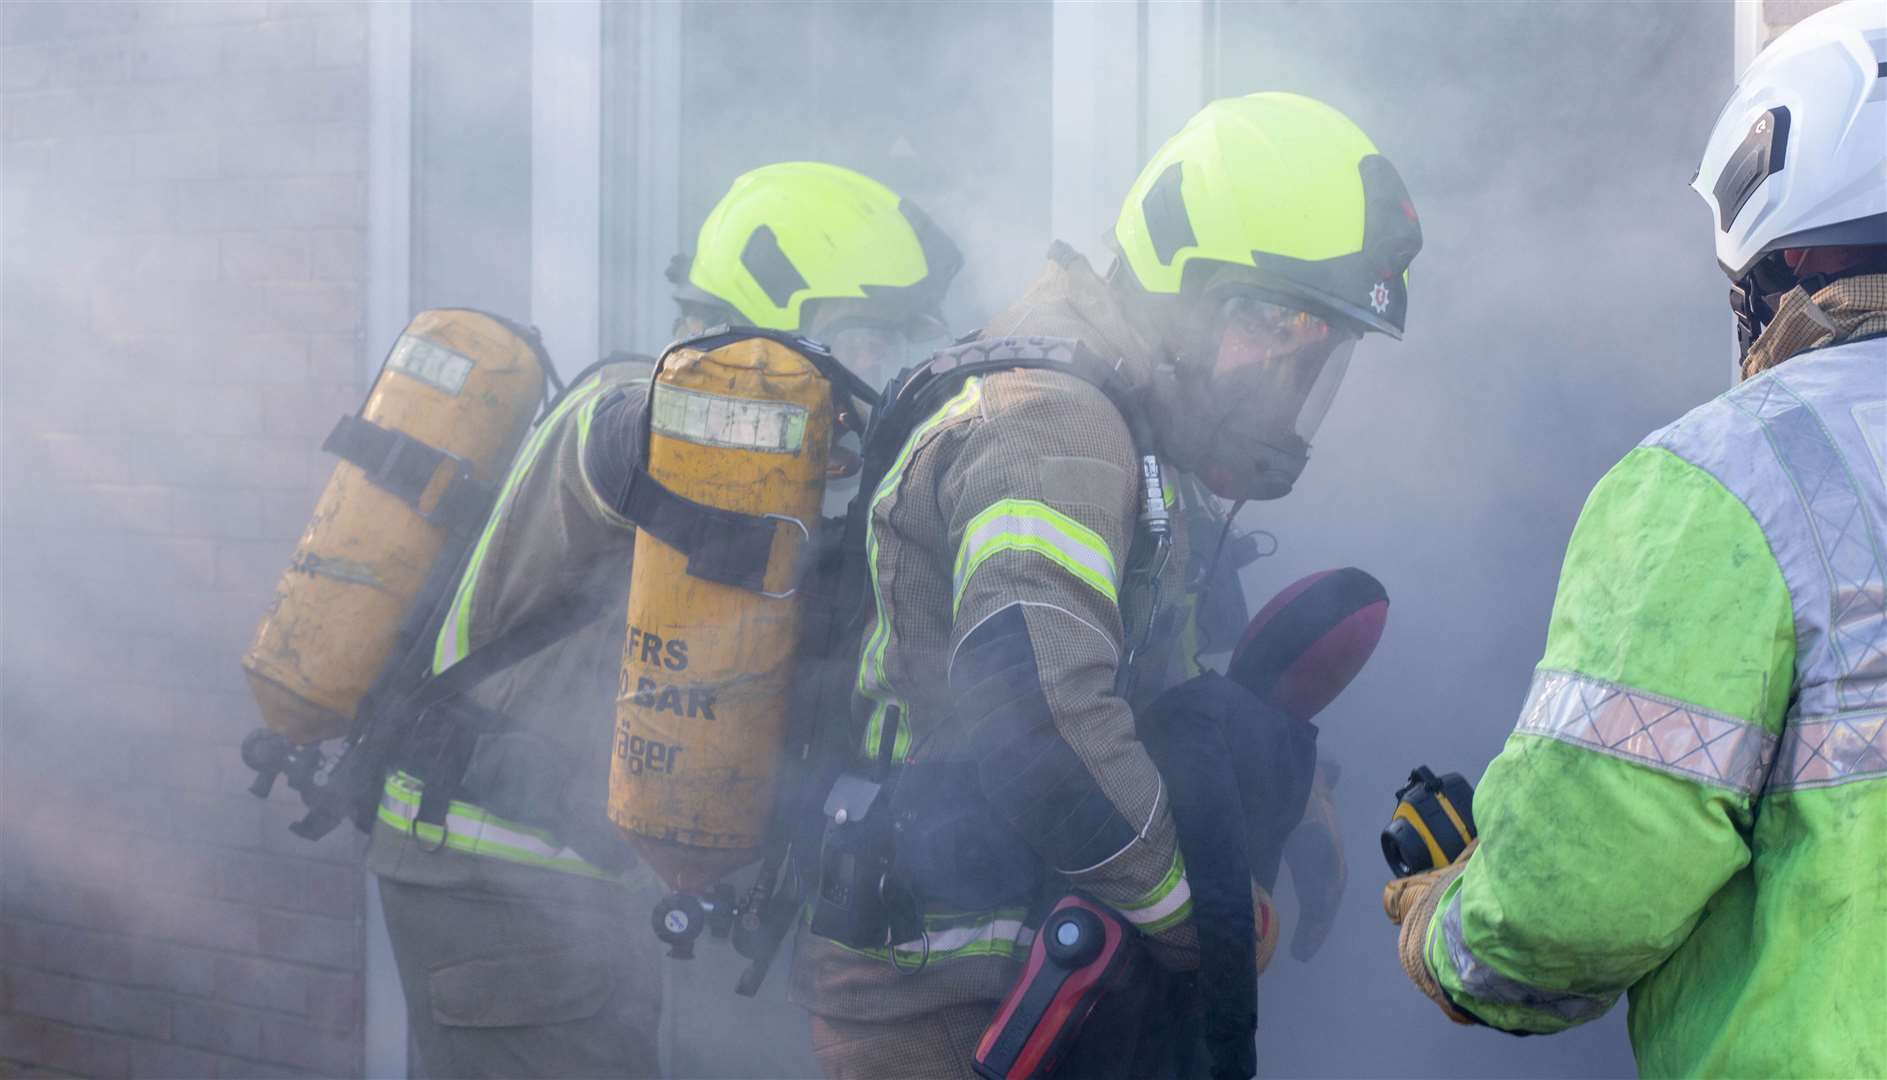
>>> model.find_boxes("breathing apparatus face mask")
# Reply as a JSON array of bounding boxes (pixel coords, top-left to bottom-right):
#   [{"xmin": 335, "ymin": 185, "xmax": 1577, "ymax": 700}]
[
  {"xmin": 1179, "ymin": 294, "xmax": 1360, "ymax": 501},
  {"xmin": 822, "ymin": 312, "xmax": 948, "ymax": 395}
]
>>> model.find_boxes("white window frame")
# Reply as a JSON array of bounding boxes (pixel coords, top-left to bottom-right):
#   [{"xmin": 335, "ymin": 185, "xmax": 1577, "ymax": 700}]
[
  {"xmin": 1732, "ymin": 0, "xmax": 1765, "ymax": 76},
  {"xmin": 364, "ymin": 3, "xmax": 413, "ymax": 1073},
  {"xmin": 617, "ymin": 1, "xmax": 683, "ymax": 358},
  {"xmin": 531, "ymin": 1, "xmax": 603, "ymax": 376}
]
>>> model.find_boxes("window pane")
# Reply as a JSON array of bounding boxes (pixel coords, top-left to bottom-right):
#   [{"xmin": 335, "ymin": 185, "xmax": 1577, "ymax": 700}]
[
  {"xmin": 602, "ymin": 1, "xmax": 1053, "ymax": 355},
  {"xmin": 412, "ymin": 1, "xmax": 533, "ymax": 319}
]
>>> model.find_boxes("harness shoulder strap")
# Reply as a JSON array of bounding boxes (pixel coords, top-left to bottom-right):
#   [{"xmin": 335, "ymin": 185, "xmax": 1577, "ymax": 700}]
[
  {"xmin": 322, "ymin": 415, "xmax": 495, "ymax": 535},
  {"xmin": 396, "ymin": 592, "xmax": 612, "ymax": 829}
]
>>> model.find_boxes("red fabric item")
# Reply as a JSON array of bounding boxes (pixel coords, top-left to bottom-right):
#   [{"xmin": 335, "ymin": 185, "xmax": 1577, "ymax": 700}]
[{"xmin": 1233, "ymin": 568, "xmax": 1389, "ymax": 724}]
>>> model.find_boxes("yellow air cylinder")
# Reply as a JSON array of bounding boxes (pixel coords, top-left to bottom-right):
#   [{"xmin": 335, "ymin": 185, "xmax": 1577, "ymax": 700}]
[
  {"xmin": 610, "ymin": 336, "xmax": 831, "ymax": 895},
  {"xmin": 242, "ymin": 310, "xmax": 546, "ymax": 744}
]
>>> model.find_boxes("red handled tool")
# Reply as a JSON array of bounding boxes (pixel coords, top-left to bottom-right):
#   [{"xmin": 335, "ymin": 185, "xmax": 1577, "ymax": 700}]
[{"xmin": 973, "ymin": 894, "xmax": 1143, "ymax": 1080}]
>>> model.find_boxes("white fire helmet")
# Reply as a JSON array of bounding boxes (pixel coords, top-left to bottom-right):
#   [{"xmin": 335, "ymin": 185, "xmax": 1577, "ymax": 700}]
[{"xmin": 1693, "ymin": 0, "xmax": 1886, "ymax": 280}]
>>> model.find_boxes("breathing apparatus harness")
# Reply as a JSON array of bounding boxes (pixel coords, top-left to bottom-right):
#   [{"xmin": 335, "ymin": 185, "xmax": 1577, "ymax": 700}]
[
  {"xmin": 727, "ymin": 334, "xmax": 1176, "ymax": 998},
  {"xmin": 880, "ymin": 335, "xmax": 1176, "ymax": 701},
  {"xmin": 245, "ymin": 337, "xmax": 642, "ymax": 856}
]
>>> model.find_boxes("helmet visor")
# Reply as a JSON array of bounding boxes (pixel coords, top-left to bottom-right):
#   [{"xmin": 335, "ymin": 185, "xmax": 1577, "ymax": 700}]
[{"xmin": 1211, "ymin": 295, "xmax": 1360, "ymax": 448}]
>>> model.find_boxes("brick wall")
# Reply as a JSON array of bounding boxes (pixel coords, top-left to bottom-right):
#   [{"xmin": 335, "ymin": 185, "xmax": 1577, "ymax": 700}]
[{"xmin": 1, "ymin": 2, "xmax": 371, "ymax": 1075}]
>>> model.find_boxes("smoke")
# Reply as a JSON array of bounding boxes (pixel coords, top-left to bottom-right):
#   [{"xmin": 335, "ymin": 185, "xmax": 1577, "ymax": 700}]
[
  {"xmin": 1206, "ymin": 3, "xmax": 1732, "ymax": 1077},
  {"xmin": 647, "ymin": 4, "xmax": 1735, "ymax": 1076},
  {"xmin": 0, "ymin": 0, "xmax": 1734, "ymax": 1075}
]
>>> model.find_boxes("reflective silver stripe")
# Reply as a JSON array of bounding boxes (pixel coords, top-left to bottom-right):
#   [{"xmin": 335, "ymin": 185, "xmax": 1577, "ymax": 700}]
[
  {"xmin": 650, "ymin": 382, "xmax": 808, "ymax": 453},
  {"xmin": 1119, "ymin": 876, "xmax": 1191, "ymax": 932},
  {"xmin": 891, "ymin": 918, "xmax": 1034, "ymax": 959},
  {"xmin": 1440, "ymin": 891, "xmax": 1615, "ymax": 1023},
  {"xmin": 1516, "ymin": 670, "xmax": 1778, "ymax": 795},
  {"xmin": 385, "ymin": 333, "xmax": 474, "ymax": 395},
  {"xmin": 952, "ymin": 499, "xmax": 1119, "ymax": 612},
  {"xmin": 1723, "ymin": 361, "xmax": 1887, "ymax": 715},
  {"xmin": 377, "ymin": 774, "xmax": 614, "ymax": 880},
  {"xmin": 1768, "ymin": 710, "xmax": 1887, "ymax": 791}
]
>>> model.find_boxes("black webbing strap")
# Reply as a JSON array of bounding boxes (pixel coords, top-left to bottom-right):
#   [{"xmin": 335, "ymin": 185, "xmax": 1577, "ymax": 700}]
[
  {"xmin": 614, "ymin": 465, "xmax": 782, "ymax": 594},
  {"xmin": 393, "ymin": 592, "xmax": 611, "ymax": 829},
  {"xmin": 608, "ymin": 327, "xmax": 867, "ymax": 598},
  {"xmin": 322, "ymin": 414, "xmax": 493, "ymax": 534}
]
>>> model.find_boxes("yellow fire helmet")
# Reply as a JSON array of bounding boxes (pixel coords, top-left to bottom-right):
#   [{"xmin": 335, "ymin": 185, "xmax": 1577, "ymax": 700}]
[
  {"xmin": 672, "ymin": 162, "xmax": 963, "ymax": 334},
  {"xmin": 1112, "ymin": 93, "xmax": 1423, "ymax": 338}
]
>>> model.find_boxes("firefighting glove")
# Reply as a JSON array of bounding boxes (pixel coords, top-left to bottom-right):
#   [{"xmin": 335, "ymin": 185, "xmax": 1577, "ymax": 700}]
[
  {"xmin": 1281, "ymin": 758, "xmax": 1345, "ymax": 962},
  {"xmin": 1381, "ymin": 839, "xmax": 1477, "ymax": 1025}
]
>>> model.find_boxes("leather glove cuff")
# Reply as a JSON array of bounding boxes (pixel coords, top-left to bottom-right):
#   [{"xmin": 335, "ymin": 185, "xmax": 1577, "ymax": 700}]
[{"xmin": 1394, "ymin": 858, "xmax": 1475, "ymax": 1025}]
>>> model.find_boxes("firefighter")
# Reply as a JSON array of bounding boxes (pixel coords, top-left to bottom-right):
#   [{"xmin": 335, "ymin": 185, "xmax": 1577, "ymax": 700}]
[
  {"xmin": 368, "ymin": 161, "xmax": 960, "ymax": 1078},
  {"xmin": 793, "ymin": 93, "xmax": 1422, "ymax": 1078},
  {"xmin": 1382, "ymin": 5, "xmax": 1887, "ymax": 1076}
]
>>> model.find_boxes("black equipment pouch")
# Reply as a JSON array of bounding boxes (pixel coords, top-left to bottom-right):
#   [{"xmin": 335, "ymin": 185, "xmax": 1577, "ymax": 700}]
[
  {"xmin": 972, "ymin": 892, "xmax": 1148, "ymax": 1080},
  {"xmin": 807, "ymin": 772, "xmax": 901, "ymax": 951},
  {"xmin": 807, "ymin": 761, "xmax": 1045, "ymax": 959}
]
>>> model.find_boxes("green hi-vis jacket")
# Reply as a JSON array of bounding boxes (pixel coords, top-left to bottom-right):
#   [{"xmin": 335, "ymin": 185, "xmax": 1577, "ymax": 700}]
[{"xmin": 1422, "ymin": 337, "xmax": 1886, "ymax": 1077}]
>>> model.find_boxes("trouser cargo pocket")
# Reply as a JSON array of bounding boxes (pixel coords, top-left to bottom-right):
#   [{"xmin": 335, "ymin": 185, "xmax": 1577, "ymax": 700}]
[{"xmin": 429, "ymin": 944, "xmax": 612, "ymax": 1028}]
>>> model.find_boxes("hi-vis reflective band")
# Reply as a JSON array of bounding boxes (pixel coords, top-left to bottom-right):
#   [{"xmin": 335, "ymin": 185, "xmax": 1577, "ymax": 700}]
[
  {"xmin": 377, "ymin": 772, "xmax": 615, "ymax": 880},
  {"xmin": 1768, "ymin": 710, "xmax": 1887, "ymax": 791},
  {"xmin": 1436, "ymin": 891, "xmax": 1614, "ymax": 1024},
  {"xmin": 1727, "ymin": 374, "xmax": 1887, "ymax": 715},
  {"xmin": 574, "ymin": 389, "xmax": 630, "ymax": 529},
  {"xmin": 858, "ymin": 377, "xmax": 985, "ymax": 759},
  {"xmin": 650, "ymin": 382, "xmax": 809, "ymax": 453},
  {"xmin": 952, "ymin": 499, "xmax": 1119, "ymax": 616},
  {"xmin": 434, "ymin": 376, "xmax": 610, "ymax": 673},
  {"xmin": 1515, "ymin": 669, "xmax": 1777, "ymax": 795},
  {"xmin": 1116, "ymin": 848, "xmax": 1192, "ymax": 934},
  {"xmin": 825, "ymin": 906, "xmax": 1036, "ymax": 966}
]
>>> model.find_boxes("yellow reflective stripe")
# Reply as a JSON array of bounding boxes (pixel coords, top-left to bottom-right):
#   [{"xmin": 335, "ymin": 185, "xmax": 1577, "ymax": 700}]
[
  {"xmin": 376, "ymin": 773, "xmax": 617, "ymax": 881},
  {"xmin": 574, "ymin": 390, "xmax": 633, "ymax": 530},
  {"xmin": 1116, "ymin": 849, "xmax": 1193, "ymax": 934},
  {"xmin": 951, "ymin": 498, "xmax": 1119, "ymax": 616},
  {"xmin": 859, "ymin": 703, "xmax": 914, "ymax": 762},
  {"xmin": 856, "ymin": 377, "xmax": 984, "ymax": 757},
  {"xmin": 432, "ymin": 377, "xmax": 608, "ymax": 673}
]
